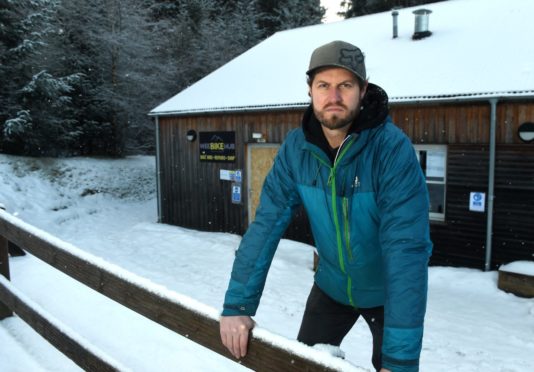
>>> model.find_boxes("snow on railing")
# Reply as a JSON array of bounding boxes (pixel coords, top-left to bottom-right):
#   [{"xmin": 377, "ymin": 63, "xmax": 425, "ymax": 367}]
[{"xmin": 0, "ymin": 209, "xmax": 364, "ymax": 372}]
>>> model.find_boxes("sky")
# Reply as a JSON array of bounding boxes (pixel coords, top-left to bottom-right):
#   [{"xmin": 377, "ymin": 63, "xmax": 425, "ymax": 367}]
[
  {"xmin": 0, "ymin": 154, "xmax": 533, "ymax": 371},
  {"xmin": 321, "ymin": 0, "xmax": 344, "ymax": 23}
]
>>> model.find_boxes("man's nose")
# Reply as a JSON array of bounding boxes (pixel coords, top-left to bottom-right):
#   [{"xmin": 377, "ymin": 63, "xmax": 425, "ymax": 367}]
[{"xmin": 327, "ymin": 88, "xmax": 342, "ymax": 102}]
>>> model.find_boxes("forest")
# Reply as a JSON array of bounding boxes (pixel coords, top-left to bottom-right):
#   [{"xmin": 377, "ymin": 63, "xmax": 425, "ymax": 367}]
[{"xmin": 0, "ymin": 0, "xmax": 441, "ymax": 157}]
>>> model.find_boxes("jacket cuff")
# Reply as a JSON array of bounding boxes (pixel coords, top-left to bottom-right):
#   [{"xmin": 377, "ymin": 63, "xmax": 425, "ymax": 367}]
[
  {"xmin": 221, "ymin": 303, "xmax": 257, "ymax": 316},
  {"xmin": 382, "ymin": 355, "xmax": 419, "ymax": 372},
  {"xmin": 381, "ymin": 326, "xmax": 423, "ymax": 371}
]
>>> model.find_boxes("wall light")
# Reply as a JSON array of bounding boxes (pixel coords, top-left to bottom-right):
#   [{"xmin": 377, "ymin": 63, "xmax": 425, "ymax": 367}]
[
  {"xmin": 186, "ymin": 129, "xmax": 197, "ymax": 142},
  {"xmin": 518, "ymin": 122, "xmax": 534, "ymax": 143}
]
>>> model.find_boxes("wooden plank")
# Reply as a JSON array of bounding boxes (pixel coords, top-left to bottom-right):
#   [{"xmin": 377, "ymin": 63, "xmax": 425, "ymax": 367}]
[
  {"xmin": 248, "ymin": 144, "xmax": 280, "ymax": 224},
  {"xmin": 0, "ymin": 212, "xmax": 349, "ymax": 371},
  {"xmin": 498, "ymin": 270, "xmax": 534, "ymax": 298},
  {"xmin": 0, "ymin": 277, "xmax": 121, "ymax": 371},
  {"xmin": 0, "ymin": 235, "xmax": 12, "ymax": 319}
]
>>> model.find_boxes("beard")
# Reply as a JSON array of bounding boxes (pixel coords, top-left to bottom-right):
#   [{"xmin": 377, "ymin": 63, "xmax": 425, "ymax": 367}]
[{"xmin": 313, "ymin": 104, "xmax": 358, "ymax": 130}]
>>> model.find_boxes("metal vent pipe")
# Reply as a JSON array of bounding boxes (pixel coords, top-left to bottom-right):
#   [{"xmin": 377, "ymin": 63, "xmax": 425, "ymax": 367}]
[
  {"xmin": 413, "ymin": 8, "xmax": 432, "ymax": 39},
  {"xmin": 392, "ymin": 10, "xmax": 399, "ymax": 39}
]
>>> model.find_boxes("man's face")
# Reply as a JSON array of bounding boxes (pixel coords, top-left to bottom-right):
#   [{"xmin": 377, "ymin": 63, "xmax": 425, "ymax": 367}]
[{"xmin": 309, "ymin": 67, "xmax": 367, "ymax": 130}]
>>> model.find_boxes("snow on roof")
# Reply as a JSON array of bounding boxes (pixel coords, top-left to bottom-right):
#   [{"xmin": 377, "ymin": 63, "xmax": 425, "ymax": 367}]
[{"xmin": 150, "ymin": 0, "xmax": 534, "ymax": 116}]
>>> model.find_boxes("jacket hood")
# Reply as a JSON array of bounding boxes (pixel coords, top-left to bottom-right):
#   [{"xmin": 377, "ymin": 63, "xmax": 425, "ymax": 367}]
[{"xmin": 302, "ymin": 83, "xmax": 389, "ymax": 155}]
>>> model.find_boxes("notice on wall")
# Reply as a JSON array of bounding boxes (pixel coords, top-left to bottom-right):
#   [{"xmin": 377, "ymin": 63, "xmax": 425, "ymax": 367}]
[
  {"xmin": 220, "ymin": 169, "xmax": 242, "ymax": 182},
  {"xmin": 469, "ymin": 192, "xmax": 486, "ymax": 212},
  {"xmin": 231, "ymin": 183, "xmax": 241, "ymax": 204},
  {"xmin": 199, "ymin": 131, "xmax": 236, "ymax": 163}
]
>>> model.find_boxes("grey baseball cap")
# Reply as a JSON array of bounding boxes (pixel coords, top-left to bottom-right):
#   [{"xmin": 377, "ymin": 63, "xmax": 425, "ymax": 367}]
[{"xmin": 306, "ymin": 40, "xmax": 366, "ymax": 81}]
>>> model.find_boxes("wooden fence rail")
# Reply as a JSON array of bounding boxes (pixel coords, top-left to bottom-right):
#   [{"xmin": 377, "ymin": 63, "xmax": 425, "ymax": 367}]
[
  {"xmin": 0, "ymin": 210, "xmax": 360, "ymax": 372},
  {"xmin": 0, "ymin": 276, "xmax": 124, "ymax": 371}
]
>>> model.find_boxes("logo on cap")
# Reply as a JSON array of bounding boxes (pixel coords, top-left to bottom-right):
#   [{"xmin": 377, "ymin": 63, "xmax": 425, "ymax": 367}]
[{"xmin": 339, "ymin": 48, "xmax": 364, "ymax": 75}]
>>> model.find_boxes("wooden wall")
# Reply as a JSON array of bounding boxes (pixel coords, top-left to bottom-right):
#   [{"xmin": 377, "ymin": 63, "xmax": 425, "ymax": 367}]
[
  {"xmin": 157, "ymin": 110, "xmax": 310, "ymax": 241},
  {"xmin": 492, "ymin": 145, "xmax": 534, "ymax": 266},
  {"xmin": 392, "ymin": 101, "xmax": 534, "ymax": 268},
  {"xmin": 391, "ymin": 101, "xmax": 534, "ymax": 145},
  {"xmin": 157, "ymin": 100, "xmax": 534, "ymax": 269}
]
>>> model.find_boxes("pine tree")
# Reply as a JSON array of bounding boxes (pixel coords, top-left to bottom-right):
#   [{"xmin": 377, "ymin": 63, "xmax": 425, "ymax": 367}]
[
  {"xmin": 1, "ymin": 0, "xmax": 327, "ymax": 157},
  {"xmin": 52, "ymin": 0, "xmax": 168, "ymax": 155},
  {"xmin": 0, "ymin": 0, "xmax": 83, "ymax": 156},
  {"xmin": 256, "ymin": 0, "xmax": 325, "ymax": 37}
]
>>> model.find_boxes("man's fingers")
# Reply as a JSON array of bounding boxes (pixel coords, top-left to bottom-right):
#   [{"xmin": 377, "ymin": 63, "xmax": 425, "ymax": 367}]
[
  {"xmin": 239, "ymin": 327, "xmax": 249, "ymax": 358},
  {"xmin": 219, "ymin": 316, "xmax": 254, "ymax": 359},
  {"xmin": 232, "ymin": 330, "xmax": 242, "ymax": 358}
]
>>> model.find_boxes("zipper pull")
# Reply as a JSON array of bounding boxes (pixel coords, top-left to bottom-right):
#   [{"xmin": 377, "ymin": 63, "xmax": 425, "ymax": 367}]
[{"xmin": 327, "ymin": 168, "xmax": 334, "ymax": 186}]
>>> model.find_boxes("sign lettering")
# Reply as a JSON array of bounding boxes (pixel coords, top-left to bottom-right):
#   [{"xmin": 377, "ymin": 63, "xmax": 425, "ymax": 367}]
[{"xmin": 199, "ymin": 132, "xmax": 236, "ymax": 163}]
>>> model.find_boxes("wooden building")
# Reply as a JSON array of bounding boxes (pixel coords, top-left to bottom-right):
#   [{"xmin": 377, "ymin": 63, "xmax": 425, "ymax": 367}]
[{"xmin": 150, "ymin": 0, "xmax": 534, "ymax": 270}]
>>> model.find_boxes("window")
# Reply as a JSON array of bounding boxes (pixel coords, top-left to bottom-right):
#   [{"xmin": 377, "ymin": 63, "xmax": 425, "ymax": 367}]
[{"xmin": 414, "ymin": 145, "xmax": 447, "ymax": 221}]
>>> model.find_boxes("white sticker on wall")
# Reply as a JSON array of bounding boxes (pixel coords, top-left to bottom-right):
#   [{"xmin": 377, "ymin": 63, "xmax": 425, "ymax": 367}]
[
  {"xmin": 469, "ymin": 192, "xmax": 486, "ymax": 212},
  {"xmin": 220, "ymin": 169, "xmax": 232, "ymax": 181}
]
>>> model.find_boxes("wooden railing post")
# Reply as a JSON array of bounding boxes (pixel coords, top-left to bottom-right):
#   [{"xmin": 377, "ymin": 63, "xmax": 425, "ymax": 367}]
[{"xmin": 0, "ymin": 234, "xmax": 12, "ymax": 319}]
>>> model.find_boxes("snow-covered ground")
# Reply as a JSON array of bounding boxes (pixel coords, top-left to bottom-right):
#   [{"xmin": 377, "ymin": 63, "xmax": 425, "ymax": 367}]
[{"xmin": 0, "ymin": 154, "xmax": 533, "ymax": 371}]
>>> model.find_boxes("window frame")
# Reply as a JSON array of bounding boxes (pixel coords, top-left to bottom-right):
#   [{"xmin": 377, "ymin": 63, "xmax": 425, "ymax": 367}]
[{"xmin": 413, "ymin": 144, "xmax": 447, "ymax": 222}]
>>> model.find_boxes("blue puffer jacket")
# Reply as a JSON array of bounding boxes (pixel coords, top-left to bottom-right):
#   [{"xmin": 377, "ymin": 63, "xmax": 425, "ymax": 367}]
[{"xmin": 223, "ymin": 84, "xmax": 432, "ymax": 371}]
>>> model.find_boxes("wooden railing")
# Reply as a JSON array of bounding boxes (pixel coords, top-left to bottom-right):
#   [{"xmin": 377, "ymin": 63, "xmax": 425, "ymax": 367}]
[{"xmin": 0, "ymin": 210, "xmax": 362, "ymax": 371}]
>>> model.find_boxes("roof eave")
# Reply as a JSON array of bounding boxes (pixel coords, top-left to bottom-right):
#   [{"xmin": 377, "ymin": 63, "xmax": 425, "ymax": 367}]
[
  {"xmin": 148, "ymin": 102, "xmax": 309, "ymax": 117},
  {"xmin": 149, "ymin": 91, "xmax": 534, "ymax": 117}
]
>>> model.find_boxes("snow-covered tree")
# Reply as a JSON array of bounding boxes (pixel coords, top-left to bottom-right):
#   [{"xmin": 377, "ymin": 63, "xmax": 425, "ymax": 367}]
[
  {"xmin": 50, "ymin": 0, "xmax": 172, "ymax": 155},
  {"xmin": 0, "ymin": 0, "xmax": 84, "ymax": 156},
  {"xmin": 1, "ymin": 0, "xmax": 325, "ymax": 157},
  {"xmin": 146, "ymin": 0, "xmax": 263, "ymax": 91},
  {"xmin": 256, "ymin": 0, "xmax": 325, "ymax": 36}
]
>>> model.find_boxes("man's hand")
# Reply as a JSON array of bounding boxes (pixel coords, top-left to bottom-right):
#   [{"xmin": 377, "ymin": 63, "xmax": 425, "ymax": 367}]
[
  {"xmin": 220, "ymin": 315, "xmax": 255, "ymax": 359},
  {"xmin": 380, "ymin": 369, "xmax": 391, "ymax": 372}
]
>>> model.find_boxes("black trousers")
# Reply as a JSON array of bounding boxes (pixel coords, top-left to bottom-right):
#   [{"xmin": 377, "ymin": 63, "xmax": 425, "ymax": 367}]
[{"xmin": 297, "ymin": 283, "xmax": 384, "ymax": 371}]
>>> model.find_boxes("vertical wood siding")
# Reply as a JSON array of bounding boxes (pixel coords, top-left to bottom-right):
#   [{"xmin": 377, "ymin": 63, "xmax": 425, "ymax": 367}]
[
  {"xmin": 157, "ymin": 110, "xmax": 311, "ymax": 242},
  {"xmin": 492, "ymin": 145, "xmax": 534, "ymax": 266},
  {"xmin": 393, "ymin": 101, "xmax": 534, "ymax": 268},
  {"xmin": 157, "ymin": 100, "xmax": 534, "ymax": 268}
]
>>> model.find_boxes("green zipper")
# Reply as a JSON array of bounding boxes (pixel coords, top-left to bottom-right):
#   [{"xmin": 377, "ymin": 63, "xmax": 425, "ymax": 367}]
[
  {"xmin": 329, "ymin": 167, "xmax": 345, "ymax": 273},
  {"xmin": 342, "ymin": 197, "xmax": 353, "ymax": 261},
  {"xmin": 311, "ymin": 139, "xmax": 356, "ymax": 306},
  {"xmin": 347, "ymin": 276, "xmax": 354, "ymax": 306}
]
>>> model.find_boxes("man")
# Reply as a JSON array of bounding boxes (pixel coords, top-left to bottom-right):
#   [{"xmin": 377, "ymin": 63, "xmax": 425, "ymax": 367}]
[{"xmin": 220, "ymin": 40, "xmax": 432, "ymax": 372}]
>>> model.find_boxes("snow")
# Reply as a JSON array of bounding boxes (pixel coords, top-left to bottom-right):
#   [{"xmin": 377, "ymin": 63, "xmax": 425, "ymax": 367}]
[
  {"xmin": 500, "ymin": 261, "xmax": 534, "ymax": 277},
  {"xmin": 0, "ymin": 276, "xmax": 129, "ymax": 372},
  {"xmin": 150, "ymin": 0, "xmax": 534, "ymax": 116},
  {"xmin": 1, "ymin": 153, "xmax": 534, "ymax": 371}
]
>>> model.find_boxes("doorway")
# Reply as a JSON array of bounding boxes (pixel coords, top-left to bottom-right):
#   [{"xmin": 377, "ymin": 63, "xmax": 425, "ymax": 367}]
[{"xmin": 246, "ymin": 144, "xmax": 280, "ymax": 226}]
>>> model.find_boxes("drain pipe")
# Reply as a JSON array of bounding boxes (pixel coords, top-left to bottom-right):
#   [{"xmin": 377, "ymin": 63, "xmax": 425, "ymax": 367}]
[
  {"xmin": 485, "ymin": 98, "xmax": 498, "ymax": 271},
  {"xmin": 155, "ymin": 116, "xmax": 162, "ymax": 223}
]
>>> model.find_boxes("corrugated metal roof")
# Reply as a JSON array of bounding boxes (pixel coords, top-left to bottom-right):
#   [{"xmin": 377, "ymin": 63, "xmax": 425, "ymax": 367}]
[{"xmin": 150, "ymin": 0, "xmax": 534, "ymax": 116}]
